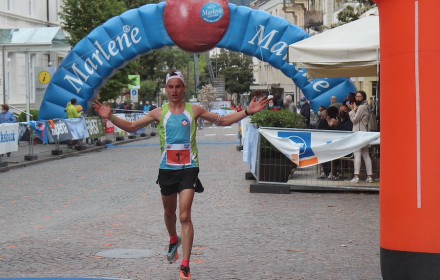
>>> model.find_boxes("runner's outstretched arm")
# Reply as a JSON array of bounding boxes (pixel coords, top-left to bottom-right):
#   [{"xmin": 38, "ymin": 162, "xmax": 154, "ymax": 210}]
[
  {"xmin": 93, "ymin": 100, "xmax": 161, "ymax": 132},
  {"xmin": 195, "ymin": 96, "xmax": 269, "ymax": 126}
]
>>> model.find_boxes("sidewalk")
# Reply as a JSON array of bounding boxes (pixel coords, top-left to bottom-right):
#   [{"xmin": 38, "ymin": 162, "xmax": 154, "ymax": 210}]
[{"xmin": 0, "ymin": 134, "xmax": 151, "ymax": 173}]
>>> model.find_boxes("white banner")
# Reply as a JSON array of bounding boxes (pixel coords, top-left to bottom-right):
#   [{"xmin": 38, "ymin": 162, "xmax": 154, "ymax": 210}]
[
  {"xmin": 259, "ymin": 128, "xmax": 380, "ymax": 168},
  {"xmin": 65, "ymin": 118, "xmax": 90, "ymax": 140},
  {"xmin": 0, "ymin": 123, "xmax": 19, "ymax": 154}
]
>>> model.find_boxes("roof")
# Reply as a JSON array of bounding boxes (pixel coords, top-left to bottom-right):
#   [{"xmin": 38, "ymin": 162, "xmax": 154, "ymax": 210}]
[{"xmin": 0, "ymin": 27, "xmax": 71, "ymax": 52}]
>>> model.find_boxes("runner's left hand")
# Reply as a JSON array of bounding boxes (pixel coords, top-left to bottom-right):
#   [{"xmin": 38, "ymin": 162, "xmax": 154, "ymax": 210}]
[{"xmin": 247, "ymin": 96, "xmax": 269, "ymax": 115}]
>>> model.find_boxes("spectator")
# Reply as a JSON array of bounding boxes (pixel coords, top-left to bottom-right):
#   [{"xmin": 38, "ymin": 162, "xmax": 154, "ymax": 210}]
[
  {"xmin": 267, "ymin": 99, "xmax": 276, "ymax": 111},
  {"xmin": 116, "ymin": 101, "xmax": 126, "ymax": 113},
  {"xmin": 66, "ymin": 98, "xmax": 83, "ymax": 148},
  {"xmin": 348, "ymin": 90, "xmax": 373, "ymax": 183},
  {"xmin": 329, "ymin": 95, "xmax": 342, "ymax": 110},
  {"xmin": 299, "ymin": 96, "xmax": 311, "ymax": 128},
  {"xmin": 316, "ymin": 107, "xmax": 339, "ymax": 179},
  {"xmin": 66, "ymin": 98, "xmax": 82, "ymax": 119},
  {"xmin": 150, "ymin": 101, "xmax": 157, "ymax": 111},
  {"xmin": 137, "ymin": 101, "xmax": 144, "ymax": 111},
  {"xmin": 318, "ymin": 105, "xmax": 326, "ymax": 116},
  {"xmin": 344, "ymin": 92, "xmax": 356, "ymax": 110},
  {"xmin": 283, "ymin": 94, "xmax": 296, "ymax": 112},
  {"xmin": 125, "ymin": 99, "xmax": 133, "ymax": 113},
  {"xmin": 143, "ymin": 101, "xmax": 151, "ymax": 113},
  {"xmin": 0, "ymin": 104, "xmax": 17, "ymax": 157},
  {"xmin": 329, "ymin": 105, "xmax": 353, "ymax": 179},
  {"xmin": 336, "ymin": 105, "xmax": 353, "ymax": 131},
  {"xmin": 111, "ymin": 99, "xmax": 118, "ymax": 109},
  {"xmin": 316, "ymin": 109, "xmax": 330, "ymax": 130}
]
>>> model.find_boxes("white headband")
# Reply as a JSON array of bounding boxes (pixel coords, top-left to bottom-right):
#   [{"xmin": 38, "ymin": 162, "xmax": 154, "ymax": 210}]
[{"xmin": 166, "ymin": 71, "xmax": 185, "ymax": 85}]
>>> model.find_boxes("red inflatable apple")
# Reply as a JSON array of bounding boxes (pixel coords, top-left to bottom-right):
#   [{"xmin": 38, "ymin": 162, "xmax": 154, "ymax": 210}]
[{"xmin": 164, "ymin": 0, "xmax": 230, "ymax": 53}]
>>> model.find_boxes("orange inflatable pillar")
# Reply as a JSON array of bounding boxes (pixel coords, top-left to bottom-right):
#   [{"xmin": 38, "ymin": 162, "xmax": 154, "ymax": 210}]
[{"xmin": 375, "ymin": 0, "xmax": 440, "ymax": 279}]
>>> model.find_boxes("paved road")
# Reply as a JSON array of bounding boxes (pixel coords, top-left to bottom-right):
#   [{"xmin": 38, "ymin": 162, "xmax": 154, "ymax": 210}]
[{"xmin": 0, "ymin": 125, "xmax": 381, "ymax": 280}]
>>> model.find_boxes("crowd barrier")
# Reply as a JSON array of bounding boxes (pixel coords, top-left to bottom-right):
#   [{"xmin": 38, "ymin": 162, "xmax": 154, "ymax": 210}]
[
  {"xmin": 242, "ymin": 125, "xmax": 381, "ymax": 192},
  {"xmin": 0, "ymin": 113, "xmax": 151, "ymax": 166}
]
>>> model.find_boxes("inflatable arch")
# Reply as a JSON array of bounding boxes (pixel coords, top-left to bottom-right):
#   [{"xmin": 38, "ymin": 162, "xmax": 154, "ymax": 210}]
[
  {"xmin": 38, "ymin": 1, "xmax": 356, "ymax": 120},
  {"xmin": 377, "ymin": 0, "xmax": 440, "ymax": 279}
]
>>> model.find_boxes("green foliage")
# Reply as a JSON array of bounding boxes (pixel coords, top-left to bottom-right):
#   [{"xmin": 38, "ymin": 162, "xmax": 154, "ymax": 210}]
[
  {"xmin": 60, "ymin": 0, "xmax": 139, "ymax": 102},
  {"xmin": 60, "ymin": 0, "xmax": 126, "ymax": 46},
  {"xmin": 18, "ymin": 110, "xmax": 39, "ymax": 122},
  {"xmin": 336, "ymin": 1, "xmax": 376, "ymax": 24},
  {"xmin": 139, "ymin": 79, "xmax": 160, "ymax": 103},
  {"xmin": 122, "ymin": 0, "xmax": 160, "ymax": 9},
  {"xmin": 337, "ymin": 6, "xmax": 359, "ymax": 23},
  {"xmin": 357, "ymin": 0, "xmax": 375, "ymax": 6},
  {"xmin": 203, "ymin": 49, "xmax": 253, "ymax": 95},
  {"xmin": 251, "ymin": 109, "xmax": 306, "ymax": 129}
]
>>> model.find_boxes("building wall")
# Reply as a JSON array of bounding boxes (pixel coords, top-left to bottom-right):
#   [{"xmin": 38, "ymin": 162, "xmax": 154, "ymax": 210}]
[
  {"xmin": 251, "ymin": 0, "xmax": 310, "ymax": 103},
  {"xmin": 0, "ymin": 0, "xmax": 66, "ymax": 112}
]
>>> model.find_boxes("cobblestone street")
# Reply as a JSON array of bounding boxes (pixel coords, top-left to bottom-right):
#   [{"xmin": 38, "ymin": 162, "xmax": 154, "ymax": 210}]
[{"xmin": 0, "ymin": 125, "xmax": 381, "ymax": 280}]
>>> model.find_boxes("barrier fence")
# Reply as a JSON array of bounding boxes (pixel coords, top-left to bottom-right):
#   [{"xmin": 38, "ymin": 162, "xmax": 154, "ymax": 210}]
[
  {"xmin": 243, "ymin": 125, "xmax": 380, "ymax": 192},
  {"xmin": 0, "ymin": 112, "xmax": 153, "ymax": 166}
]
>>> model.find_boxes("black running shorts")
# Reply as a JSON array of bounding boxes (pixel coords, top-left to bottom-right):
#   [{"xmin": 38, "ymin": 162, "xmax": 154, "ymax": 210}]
[{"xmin": 157, "ymin": 167, "xmax": 204, "ymax": 196}]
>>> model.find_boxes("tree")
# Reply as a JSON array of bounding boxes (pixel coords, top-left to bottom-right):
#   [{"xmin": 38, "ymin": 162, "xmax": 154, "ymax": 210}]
[
  {"xmin": 60, "ymin": 0, "xmax": 136, "ymax": 102},
  {"xmin": 337, "ymin": 6, "xmax": 359, "ymax": 23},
  {"xmin": 122, "ymin": 0, "xmax": 161, "ymax": 10},
  {"xmin": 203, "ymin": 49, "xmax": 253, "ymax": 97},
  {"xmin": 60, "ymin": 0, "xmax": 126, "ymax": 46},
  {"xmin": 198, "ymin": 84, "xmax": 217, "ymax": 111},
  {"xmin": 139, "ymin": 79, "xmax": 160, "ymax": 104},
  {"xmin": 336, "ymin": 0, "xmax": 376, "ymax": 24}
]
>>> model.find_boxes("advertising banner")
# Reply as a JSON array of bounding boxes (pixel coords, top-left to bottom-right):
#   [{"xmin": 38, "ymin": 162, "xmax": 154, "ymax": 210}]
[
  {"xmin": 0, "ymin": 123, "xmax": 19, "ymax": 154},
  {"xmin": 65, "ymin": 118, "xmax": 90, "ymax": 140},
  {"xmin": 85, "ymin": 117, "xmax": 105, "ymax": 139},
  {"xmin": 47, "ymin": 119, "xmax": 73, "ymax": 143},
  {"xmin": 258, "ymin": 128, "xmax": 380, "ymax": 167}
]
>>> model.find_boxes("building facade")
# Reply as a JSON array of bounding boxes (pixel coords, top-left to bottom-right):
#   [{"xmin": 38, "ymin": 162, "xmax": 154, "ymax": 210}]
[
  {"xmin": 0, "ymin": 0, "xmax": 68, "ymax": 114},
  {"xmin": 250, "ymin": 0, "xmax": 321, "ymax": 106},
  {"xmin": 251, "ymin": 0, "xmax": 378, "ymax": 109}
]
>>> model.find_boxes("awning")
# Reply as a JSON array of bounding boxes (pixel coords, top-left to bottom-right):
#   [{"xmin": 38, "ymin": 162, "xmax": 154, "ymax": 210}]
[
  {"xmin": 288, "ymin": 15, "xmax": 379, "ymax": 79},
  {"xmin": 0, "ymin": 27, "xmax": 71, "ymax": 52}
]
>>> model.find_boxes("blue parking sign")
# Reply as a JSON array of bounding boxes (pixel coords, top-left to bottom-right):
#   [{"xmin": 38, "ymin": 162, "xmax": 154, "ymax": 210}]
[{"xmin": 130, "ymin": 88, "xmax": 138, "ymax": 102}]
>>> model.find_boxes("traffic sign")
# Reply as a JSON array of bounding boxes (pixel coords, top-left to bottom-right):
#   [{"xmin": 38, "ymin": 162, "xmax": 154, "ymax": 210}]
[{"xmin": 130, "ymin": 88, "xmax": 138, "ymax": 102}]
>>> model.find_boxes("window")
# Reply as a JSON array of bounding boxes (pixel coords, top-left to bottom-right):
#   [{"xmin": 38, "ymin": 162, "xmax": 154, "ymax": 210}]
[
  {"xmin": 28, "ymin": 0, "xmax": 33, "ymax": 16},
  {"xmin": 372, "ymin": 81, "xmax": 378, "ymax": 97}
]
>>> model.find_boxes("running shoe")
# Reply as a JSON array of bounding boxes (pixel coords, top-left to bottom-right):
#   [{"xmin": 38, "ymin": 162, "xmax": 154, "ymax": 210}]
[
  {"xmin": 366, "ymin": 177, "xmax": 374, "ymax": 183},
  {"xmin": 166, "ymin": 236, "xmax": 181, "ymax": 263},
  {"xmin": 179, "ymin": 265, "xmax": 191, "ymax": 280},
  {"xmin": 350, "ymin": 177, "xmax": 360, "ymax": 183}
]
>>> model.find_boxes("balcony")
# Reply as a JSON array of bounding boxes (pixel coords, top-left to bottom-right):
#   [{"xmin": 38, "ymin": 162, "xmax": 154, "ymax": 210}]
[{"xmin": 305, "ymin": 10, "xmax": 324, "ymax": 28}]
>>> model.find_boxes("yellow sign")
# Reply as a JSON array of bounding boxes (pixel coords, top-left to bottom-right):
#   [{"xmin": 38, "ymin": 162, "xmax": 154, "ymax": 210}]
[{"xmin": 38, "ymin": 71, "xmax": 51, "ymax": 84}]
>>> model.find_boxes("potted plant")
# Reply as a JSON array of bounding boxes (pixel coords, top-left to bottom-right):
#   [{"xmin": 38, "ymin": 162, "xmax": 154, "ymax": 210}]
[{"xmin": 251, "ymin": 109, "xmax": 307, "ymax": 182}]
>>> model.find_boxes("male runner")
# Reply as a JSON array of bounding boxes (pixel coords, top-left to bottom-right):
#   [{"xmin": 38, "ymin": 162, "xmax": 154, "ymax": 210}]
[{"xmin": 93, "ymin": 71, "xmax": 268, "ymax": 280}]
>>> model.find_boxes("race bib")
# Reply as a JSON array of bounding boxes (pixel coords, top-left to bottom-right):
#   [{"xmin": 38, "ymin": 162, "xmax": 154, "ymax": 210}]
[{"xmin": 165, "ymin": 144, "xmax": 191, "ymax": 166}]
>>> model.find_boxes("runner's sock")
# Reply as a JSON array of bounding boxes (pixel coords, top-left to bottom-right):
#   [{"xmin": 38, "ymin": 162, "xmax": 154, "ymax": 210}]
[
  {"xmin": 170, "ymin": 235, "xmax": 179, "ymax": 244},
  {"xmin": 181, "ymin": 260, "xmax": 190, "ymax": 268}
]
